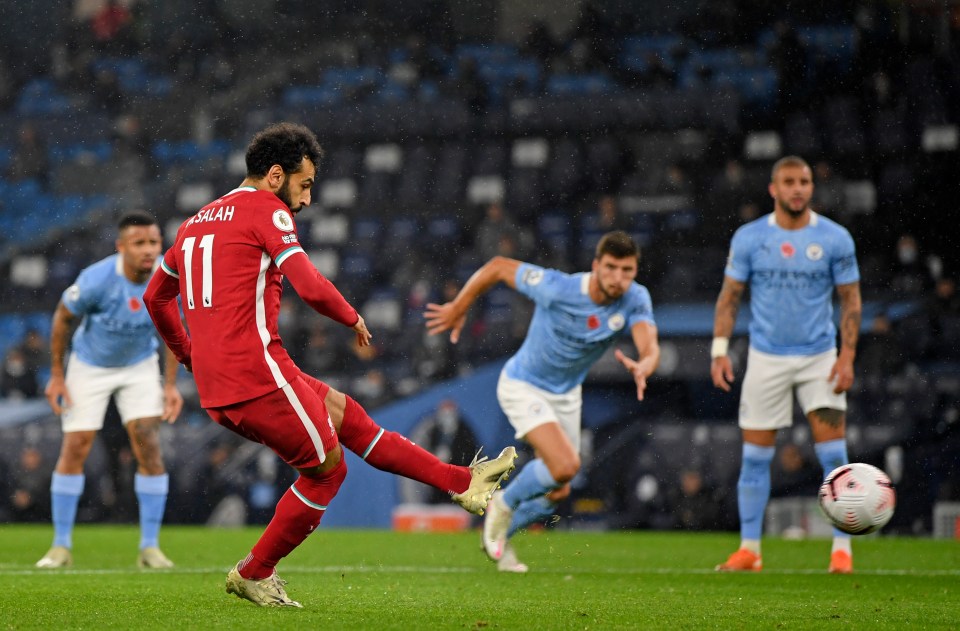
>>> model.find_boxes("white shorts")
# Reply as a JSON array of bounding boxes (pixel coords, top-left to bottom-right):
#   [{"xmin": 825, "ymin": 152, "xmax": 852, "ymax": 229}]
[
  {"xmin": 496, "ymin": 371, "xmax": 582, "ymax": 451},
  {"xmin": 739, "ymin": 347, "xmax": 846, "ymax": 431},
  {"xmin": 61, "ymin": 353, "xmax": 164, "ymax": 432}
]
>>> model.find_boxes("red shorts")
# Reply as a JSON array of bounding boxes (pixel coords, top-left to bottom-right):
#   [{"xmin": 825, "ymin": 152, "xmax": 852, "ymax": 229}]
[{"xmin": 206, "ymin": 374, "xmax": 337, "ymax": 469}]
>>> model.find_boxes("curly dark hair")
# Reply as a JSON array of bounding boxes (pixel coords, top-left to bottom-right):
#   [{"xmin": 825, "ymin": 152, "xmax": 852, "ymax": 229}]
[{"xmin": 245, "ymin": 122, "xmax": 324, "ymax": 177}]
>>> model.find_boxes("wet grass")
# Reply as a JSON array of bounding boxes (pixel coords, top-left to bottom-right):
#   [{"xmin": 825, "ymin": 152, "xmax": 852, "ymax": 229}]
[{"xmin": 1, "ymin": 525, "xmax": 957, "ymax": 629}]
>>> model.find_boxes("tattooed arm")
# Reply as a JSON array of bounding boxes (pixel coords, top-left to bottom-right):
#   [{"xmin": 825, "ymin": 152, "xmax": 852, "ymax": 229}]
[
  {"xmin": 710, "ymin": 275, "xmax": 746, "ymax": 392},
  {"xmin": 830, "ymin": 281, "xmax": 862, "ymax": 394}
]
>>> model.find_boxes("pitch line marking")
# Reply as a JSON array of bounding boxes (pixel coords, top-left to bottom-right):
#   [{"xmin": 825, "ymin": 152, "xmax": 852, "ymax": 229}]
[{"xmin": 0, "ymin": 565, "xmax": 957, "ymax": 577}]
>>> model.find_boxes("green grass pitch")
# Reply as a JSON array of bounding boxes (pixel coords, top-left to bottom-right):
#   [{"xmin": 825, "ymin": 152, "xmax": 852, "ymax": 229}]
[{"xmin": 1, "ymin": 525, "xmax": 957, "ymax": 629}]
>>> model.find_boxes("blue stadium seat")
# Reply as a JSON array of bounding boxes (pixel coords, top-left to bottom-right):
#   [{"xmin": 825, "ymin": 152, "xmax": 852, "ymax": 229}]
[
  {"xmin": 546, "ymin": 73, "xmax": 615, "ymax": 96},
  {"xmin": 151, "ymin": 140, "xmax": 230, "ymax": 167},
  {"xmin": 283, "ymin": 85, "xmax": 341, "ymax": 108},
  {"xmin": 537, "ymin": 212, "xmax": 572, "ymax": 255},
  {"xmin": 49, "ymin": 141, "xmax": 113, "ymax": 165},
  {"xmin": 797, "ymin": 25, "xmax": 857, "ymax": 74},
  {"xmin": 388, "ymin": 216, "xmax": 419, "ymax": 242},
  {"xmin": 15, "ymin": 79, "xmax": 71, "ymax": 116}
]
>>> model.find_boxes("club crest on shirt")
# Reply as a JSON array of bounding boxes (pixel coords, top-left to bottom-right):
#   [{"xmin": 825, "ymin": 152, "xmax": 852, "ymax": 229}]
[
  {"xmin": 128, "ymin": 297, "xmax": 142, "ymax": 312},
  {"xmin": 780, "ymin": 242, "xmax": 796, "ymax": 258},
  {"xmin": 272, "ymin": 209, "xmax": 294, "ymax": 232},
  {"xmin": 522, "ymin": 268, "xmax": 543, "ymax": 286},
  {"xmin": 806, "ymin": 243, "xmax": 824, "ymax": 261},
  {"xmin": 608, "ymin": 313, "xmax": 625, "ymax": 331}
]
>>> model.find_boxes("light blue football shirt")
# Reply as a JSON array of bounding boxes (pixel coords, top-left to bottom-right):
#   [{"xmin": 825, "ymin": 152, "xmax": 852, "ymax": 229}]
[
  {"xmin": 62, "ymin": 254, "xmax": 159, "ymax": 367},
  {"xmin": 504, "ymin": 263, "xmax": 655, "ymax": 394},
  {"xmin": 725, "ymin": 212, "xmax": 860, "ymax": 356}
]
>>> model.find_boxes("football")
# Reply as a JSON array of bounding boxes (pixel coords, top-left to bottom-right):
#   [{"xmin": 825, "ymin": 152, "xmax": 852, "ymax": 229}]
[{"xmin": 818, "ymin": 463, "xmax": 896, "ymax": 535}]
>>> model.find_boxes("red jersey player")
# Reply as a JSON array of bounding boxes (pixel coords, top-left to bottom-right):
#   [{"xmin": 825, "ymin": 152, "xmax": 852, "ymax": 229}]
[{"xmin": 144, "ymin": 123, "xmax": 516, "ymax": 607}]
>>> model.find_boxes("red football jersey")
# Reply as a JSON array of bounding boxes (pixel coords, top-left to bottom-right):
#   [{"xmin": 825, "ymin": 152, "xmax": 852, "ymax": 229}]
[{"xmin": 149, "ymin": 186, "xmax": 357, "ymax": 408}]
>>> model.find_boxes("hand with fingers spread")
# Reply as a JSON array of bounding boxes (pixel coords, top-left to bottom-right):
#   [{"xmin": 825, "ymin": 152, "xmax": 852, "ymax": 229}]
[
  {"xmin": 615, "ymin": 348, "xmax": 653, "ymax": 401},
  {"xmin": 424, "ymin": 302, "xmax": 467, "ymax": 344}
]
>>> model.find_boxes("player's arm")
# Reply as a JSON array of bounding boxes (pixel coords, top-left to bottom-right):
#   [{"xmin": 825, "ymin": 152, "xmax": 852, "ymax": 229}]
[
  {"xmin": 279, "ymin": 253, "xmax": 370, "ymax": 347},
  {"xmin": 614, "ymin": 321, "xmax": 660, "ymax": 401},
  {"xmin": 143, "ymin": 268, "xmax": 193, "ymax": 370},
  {"xmin": 710, "ymin": 275, "xmax": 746, "ymax": 392},
  {"xmin": 830, "ymin": 281, "xmax": 861, "ymax": 394},
  {"xmin": 160, "ymin": 346, "xmax": 184, "ymax": 423},
  {"xmin": 424, "ymin": 256, "xmax": 521, "ymax": 344},
  {"xmin": 44, "ymin": 301, "xmax": 77, "ymax": 415}
]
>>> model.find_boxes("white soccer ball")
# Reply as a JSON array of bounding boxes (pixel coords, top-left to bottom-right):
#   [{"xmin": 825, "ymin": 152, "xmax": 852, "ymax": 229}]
[{"xmin": 818, "ymin": 463, "xmax": 896, "ymax": 535}]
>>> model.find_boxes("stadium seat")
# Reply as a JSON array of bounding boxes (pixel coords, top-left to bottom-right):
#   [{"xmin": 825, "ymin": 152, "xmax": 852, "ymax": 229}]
[
  {"xmin": 505, "ymin": 167, "xmax": 543, "ymax": 215},
  {"xmin": 584, "ymin": 137, "xmax": 623, "ymax": 193},
  {"xmin": 822, "ymin": 96, "xmax": 866, "ymax": 155},
  {"xmin": 871, "ymin": 107, "xmax": 912, "ymax": 155},
  {"xmin": 472, "ymin": 141, "xmax": 509, "ymax": 178},
  {"xmin": 783, "ymin": 111, "xmax": 823, "ymax": 157},
  {"xmin": 320, "ymin": 146, "xmax": 363, "ymax": 181},
  {"xmin": 396, "ymin": 145, "xmax": 435, "ymax": 209},
  {"xmin": 358, "ymin": 171, "xmax": 396, "ymax": 212},
  {"xmin": 431, "ymin": 143, "xmax": 469, "ymax": 206},
  {"xmin": 545, "ymin": 138, "xmax": 585, "ymax": 205}
]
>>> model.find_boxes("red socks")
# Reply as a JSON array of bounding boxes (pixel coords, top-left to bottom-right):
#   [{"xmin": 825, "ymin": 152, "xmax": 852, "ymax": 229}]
[
  {"xmin": 239, "ymin": 457, "xmax": 347, "ymax": 580},
  {"xmin": 338, "ymin": 394, "xmax": 471, "ymax": 495}
]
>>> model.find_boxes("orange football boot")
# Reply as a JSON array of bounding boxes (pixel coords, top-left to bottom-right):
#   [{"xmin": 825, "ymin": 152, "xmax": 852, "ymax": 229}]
[
  {"xmin": 828, "ymin": 550, "xmax": 853, "ymax": 574},
  {"xmin": 716, "ymin": 548, "xmax": 762, "ymax": 572}
]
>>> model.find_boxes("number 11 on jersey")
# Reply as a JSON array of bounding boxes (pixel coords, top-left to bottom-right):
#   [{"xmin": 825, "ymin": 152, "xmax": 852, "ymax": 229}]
[{"xmin": 181, "ymin": 234, "xmax": 214, "ymax": 309}]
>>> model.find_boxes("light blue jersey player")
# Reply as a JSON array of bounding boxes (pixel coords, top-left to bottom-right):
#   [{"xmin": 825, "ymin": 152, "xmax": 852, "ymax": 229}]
[
  {"xmin": 711, "ymin": 156, "xmax": 863, "ymax": 575},
  {"xmin": 426, "ymin": 231, "xmax": 660, "ymax": 572},
  {"xmin": 37, "ymin": 211, "xmax": 183, "ymax": 570}
]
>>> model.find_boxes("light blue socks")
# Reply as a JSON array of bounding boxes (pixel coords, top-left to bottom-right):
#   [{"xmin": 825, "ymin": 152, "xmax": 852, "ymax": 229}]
[
  {"xmin": 508, "ymin": 496, "xmax": 556, "ymax": 537},
  {"xmin": 501, "ymin": 458, "xmax": 559, "ymax": 510},
  {"xmin": 135, "ymin": 473, "xmax": 169, "ymax": 550},
  {"xmin": 737, "ymin": 443, "xmax": 775, "ymax": 541},
  {"xmin": 51, "ymin": 473, "xmax": 85, "ymax": 548}
]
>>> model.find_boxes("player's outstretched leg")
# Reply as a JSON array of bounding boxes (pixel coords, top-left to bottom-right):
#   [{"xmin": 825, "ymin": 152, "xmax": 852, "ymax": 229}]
[
  {"xmin": 37, "ymin": 473, "xmax": 84, "ymax": 569},
  {"xmin": 451, "ymin": 447, "xmax": 518, "ymax": 515},
  {"xmin": 226, "ymin": 458, "xmax": 346, "ymax": 607},
  {"xmin": 337, "ymin": 393, "xmax": 516, "ymax": 514},
  {"xmin": 717, "ymin": 443, "xmax": 773, "ymax": 572}
]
